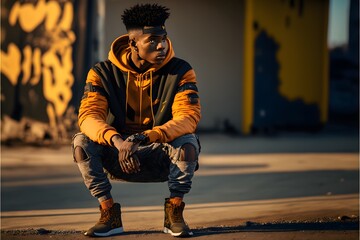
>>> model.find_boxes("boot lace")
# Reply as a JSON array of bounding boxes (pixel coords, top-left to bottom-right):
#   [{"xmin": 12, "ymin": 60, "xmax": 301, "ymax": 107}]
[
  {"xmin": 171, "ymin": 205, "xmax": 184, "ymax": 223},
  {"xmin": 99, "ymin": 208, "xmax": 111, "ymax": 224}
]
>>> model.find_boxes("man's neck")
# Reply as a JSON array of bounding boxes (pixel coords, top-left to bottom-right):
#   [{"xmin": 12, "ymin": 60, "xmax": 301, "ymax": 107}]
[{"xmin": 130, "ymin": 53, "xmax": 151, "ymax": 73}]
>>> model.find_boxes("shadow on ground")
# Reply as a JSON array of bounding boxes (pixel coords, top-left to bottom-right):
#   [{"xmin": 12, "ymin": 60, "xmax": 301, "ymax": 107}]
[
  {"xmin": 194, "ymin": 219, "xmax": 359, "ymax": 236},
  {"xmin": 1, "ymin": 218, "xmax": 359, "ymax": 239}
]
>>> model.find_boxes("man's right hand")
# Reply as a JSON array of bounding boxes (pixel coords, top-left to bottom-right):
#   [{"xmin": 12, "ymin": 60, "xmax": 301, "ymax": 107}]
[{"xmin": 111, "ymin": 135, "xmax": 141, "ymax": 174}]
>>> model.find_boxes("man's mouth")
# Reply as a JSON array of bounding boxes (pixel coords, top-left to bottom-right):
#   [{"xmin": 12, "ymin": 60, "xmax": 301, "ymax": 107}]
[{"xmin": 156, "ymin": 54, "xmax": 166, "ymax": 60}]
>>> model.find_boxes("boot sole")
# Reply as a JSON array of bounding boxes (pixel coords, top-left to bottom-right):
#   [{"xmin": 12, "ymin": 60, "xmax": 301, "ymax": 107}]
[
  {"xmin": 85, "ymin": 227, "xmax": 124, "ymax": 237},
  {"xmin": 163, "ymin": 227, "xmax": 193, "ymax": 237}
]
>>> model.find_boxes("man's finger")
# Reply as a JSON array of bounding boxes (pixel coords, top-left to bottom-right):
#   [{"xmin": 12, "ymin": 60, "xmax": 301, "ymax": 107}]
[
  {"xmin": 130, "ymin": 155, "xmax": 141, "ymax": 172},
  {"xmin": 120, "ymin": 161, "xmax": 128, "ymax": 173},
  {"xmin": 123, "ymin": 151, "xmax": 130, "ymax": 160}
]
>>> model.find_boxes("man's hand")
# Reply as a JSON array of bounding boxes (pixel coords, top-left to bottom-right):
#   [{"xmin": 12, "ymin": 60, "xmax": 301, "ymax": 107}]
[
  {"xmin": 119, "ymin": 153, "xmax": 141, "ymax": 174},
  {"xmin": 111, "ymin": 134, "xmax": 141, "ymax": 174}
]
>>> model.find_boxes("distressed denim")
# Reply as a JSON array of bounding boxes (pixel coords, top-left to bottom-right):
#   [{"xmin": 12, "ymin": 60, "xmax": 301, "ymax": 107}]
[{"xmin": 72, "ymin": 133, "xmax": 200, "ymax": 200}]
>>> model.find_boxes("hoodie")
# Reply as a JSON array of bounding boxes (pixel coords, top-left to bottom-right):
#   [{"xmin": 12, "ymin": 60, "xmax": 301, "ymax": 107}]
[{"xmin": 78, "ymin": 34, "xmax": 201, "ymax": 145}]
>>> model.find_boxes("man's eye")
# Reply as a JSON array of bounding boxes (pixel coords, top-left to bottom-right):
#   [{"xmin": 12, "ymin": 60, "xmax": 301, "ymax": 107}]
[{"xmin": 149, "ymin": 39, "xmax": 155, "ymax": 44}]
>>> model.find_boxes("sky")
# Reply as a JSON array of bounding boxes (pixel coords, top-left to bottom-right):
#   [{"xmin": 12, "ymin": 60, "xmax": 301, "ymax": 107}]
[{"xmin": 328, "ymin": 0, "xmax": 350, "ymax": 48}]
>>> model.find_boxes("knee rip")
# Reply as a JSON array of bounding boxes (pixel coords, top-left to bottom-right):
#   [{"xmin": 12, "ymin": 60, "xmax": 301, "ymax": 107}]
[
  {"xmin": 74, "ymin": 146, "xmax": 89, "ymax": 163},
  {"xmin": 179, "ymin": 144, "xmax": 197, "ymax": 162}
]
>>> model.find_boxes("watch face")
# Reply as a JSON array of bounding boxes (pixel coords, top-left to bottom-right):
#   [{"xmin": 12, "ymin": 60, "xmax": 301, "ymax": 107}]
[
  {"xmin": 129, "ymin": 133, "xmax": 146, "ymax": 143},
  {"xmin": 137, "ymin": 134, "xmax": 146, "ymax": 142}
]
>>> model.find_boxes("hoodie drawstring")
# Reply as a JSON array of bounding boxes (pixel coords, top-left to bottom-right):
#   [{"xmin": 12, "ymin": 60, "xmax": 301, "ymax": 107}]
[
  {"xmin": 139, "ymin": 74, "xmax": 143, "ymax": 126},
  {"xmin": 150, "ymin": 71, "xmax": 155, "ymax": 128},
  {"xmin": 126, "ymin": 71, "xmax": 130, "ymax": 115}
]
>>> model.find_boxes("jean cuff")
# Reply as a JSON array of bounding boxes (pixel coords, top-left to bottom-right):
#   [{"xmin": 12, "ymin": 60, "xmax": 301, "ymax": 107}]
[
  {"xmin": 170, "ymin": 191, "xmax": 185, "ymax": 199},
  {"xmin": 98, "ymin": 193, "xmax": 113, "ymax": 203}
]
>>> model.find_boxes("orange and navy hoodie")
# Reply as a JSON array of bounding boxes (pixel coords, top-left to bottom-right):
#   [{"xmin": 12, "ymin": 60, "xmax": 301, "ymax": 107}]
[{"xmin": 78, "ymin": 34, "xmax": 201, "ymax": 146}]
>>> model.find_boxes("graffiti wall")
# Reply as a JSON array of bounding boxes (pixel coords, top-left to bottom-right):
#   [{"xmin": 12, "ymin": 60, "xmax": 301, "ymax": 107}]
[{"xmin": 1, "ymin": 0, "xmax": 89, "ymax": 144}]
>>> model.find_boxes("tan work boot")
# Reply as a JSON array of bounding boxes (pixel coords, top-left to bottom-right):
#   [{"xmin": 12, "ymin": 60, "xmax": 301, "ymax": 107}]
[
  {"xmin": 163, "ymin": 198, "xmax": 193, "ymax": 237},
  {"xmin": 84, "ymin": 203, "xmax": 123, "ymax": 237}
]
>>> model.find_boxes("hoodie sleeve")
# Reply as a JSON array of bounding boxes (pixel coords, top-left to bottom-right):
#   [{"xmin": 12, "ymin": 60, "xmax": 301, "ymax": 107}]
[
  {"xmin": 144, "ymin": 69, "xmax": 201, "ymax": 143},
  {"xmin": 78, "ymin": 69, "xmax": 119, "ymax": 146}
]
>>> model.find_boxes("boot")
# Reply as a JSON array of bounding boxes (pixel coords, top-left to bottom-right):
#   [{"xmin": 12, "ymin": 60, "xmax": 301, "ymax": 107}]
[
  {"xmin": 84, "ymin": 203, "xmax": 123, "ymax": 237},
  {"xmin": 163, "ymin": 198, "xmax": 193, "ymax": 237}
]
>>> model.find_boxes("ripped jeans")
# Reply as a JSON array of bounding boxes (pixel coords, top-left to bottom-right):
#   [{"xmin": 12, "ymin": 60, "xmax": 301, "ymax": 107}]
[{"xmin": 72, "ymin": 133, "xmax": 200, "ymax": 202}]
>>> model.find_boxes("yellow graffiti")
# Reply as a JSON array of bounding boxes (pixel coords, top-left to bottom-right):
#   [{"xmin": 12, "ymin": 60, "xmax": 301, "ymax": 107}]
[
  {"xmin": 0, "ymin": 43, "xmax": 21, "ymax": 86},
  {"xmin": 31, "ymin": 48, "xmax": 42, "ymax": 85},
  {"xmin": 22, "ymin": 45, "xmax": 32, "ymax": 84},
  {"xmin": 43, "ymin": 46, "xmax": 74, "ymax": 117},
  {"xmin": 2, "ymin": 0, "xmax": 76, "ymax": 120},
  {"xmin": 46, "ymin": 1, "xmax": 62, "ymax": 31},
  {"xmin": 59, "ymin": 2, "xmax": 74, "ymax": 30},
  {"xmin": 21, "ymin": 45, "xmax": 42, "ymax": 85},
  {"xmin": 9, "ymin": 0, "xmax": 47, "ymax": 33},
  {"xmin": 9, "ymin": 0, "xmax": 74, "ymax": 32}
]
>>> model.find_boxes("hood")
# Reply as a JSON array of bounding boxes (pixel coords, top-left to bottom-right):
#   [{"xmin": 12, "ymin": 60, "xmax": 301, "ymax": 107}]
[{"xmin": 108, "ymin": 34, "xmax": 175, "ymax": 74}]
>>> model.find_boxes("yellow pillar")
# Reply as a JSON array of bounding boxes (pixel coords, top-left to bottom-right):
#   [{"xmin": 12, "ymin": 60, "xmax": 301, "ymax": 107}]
[
  {"xmin": 321, "ymin": 0, "xmax": 329, "ymax": 123},
  {"xmin": 242, "ymin": 0, "xmax": 254, "ymax": 134},
  {"xmin": 242, "ymin": 0, "xmax": 329, "ymax": 133}
]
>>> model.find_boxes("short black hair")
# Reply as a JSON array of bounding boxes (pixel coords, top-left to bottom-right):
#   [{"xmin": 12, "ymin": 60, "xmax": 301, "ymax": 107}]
[{"xmin": 121, "ymin": 3, "xmax": 170, "ymax": 31}]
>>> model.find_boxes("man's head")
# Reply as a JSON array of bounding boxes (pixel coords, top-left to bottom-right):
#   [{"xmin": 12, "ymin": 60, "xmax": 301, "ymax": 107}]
[{"xmin": 121, "ymin": 4, "xmax": 170, "ymax": 68}]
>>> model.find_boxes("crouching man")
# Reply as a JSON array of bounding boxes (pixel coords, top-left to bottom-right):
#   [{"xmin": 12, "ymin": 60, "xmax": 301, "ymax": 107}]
[{"xmin": 72, "ymin": 3, "xmax": 201, "ymax": 238}]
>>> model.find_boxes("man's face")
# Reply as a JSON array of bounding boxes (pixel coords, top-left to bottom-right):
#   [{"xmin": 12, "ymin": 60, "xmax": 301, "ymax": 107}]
[{"xmin": 132, "ymin": 32, "xmax": 169, "ymax": 65}]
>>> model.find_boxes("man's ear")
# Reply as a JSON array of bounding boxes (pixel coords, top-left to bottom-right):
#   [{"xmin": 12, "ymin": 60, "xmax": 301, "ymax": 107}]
[{"xmin": 130, "ymin": 39, "xmax": 138, "ymax": 52}]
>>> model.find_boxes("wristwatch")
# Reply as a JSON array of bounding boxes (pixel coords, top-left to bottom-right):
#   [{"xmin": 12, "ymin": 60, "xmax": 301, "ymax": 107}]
[{"xmin": 127, "ymin": 133, "xmax": 149, "ymax": 144}]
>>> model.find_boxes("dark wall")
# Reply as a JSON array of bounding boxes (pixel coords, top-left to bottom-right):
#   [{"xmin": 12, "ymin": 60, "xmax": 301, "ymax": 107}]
[{"xmin": 0, "ymin": 0, "xmax": 95, "ymax": 144}]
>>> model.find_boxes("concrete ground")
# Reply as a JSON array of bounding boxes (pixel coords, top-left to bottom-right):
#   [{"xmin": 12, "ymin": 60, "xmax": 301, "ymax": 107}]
[{"xmin": 1, "ymin": 128, "xmax": 359, "ymax": 239}]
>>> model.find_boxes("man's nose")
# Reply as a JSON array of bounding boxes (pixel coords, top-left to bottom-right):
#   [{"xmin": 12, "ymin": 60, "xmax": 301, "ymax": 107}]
[{"xmin": 157, "ymin": 41, "xmax": 166, "ymax": 50}]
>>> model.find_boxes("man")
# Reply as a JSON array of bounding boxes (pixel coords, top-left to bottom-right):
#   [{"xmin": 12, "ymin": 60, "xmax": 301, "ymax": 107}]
[{"xmin": 72, "ymin": 3, "xmax": 201, "ymax": 238}]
